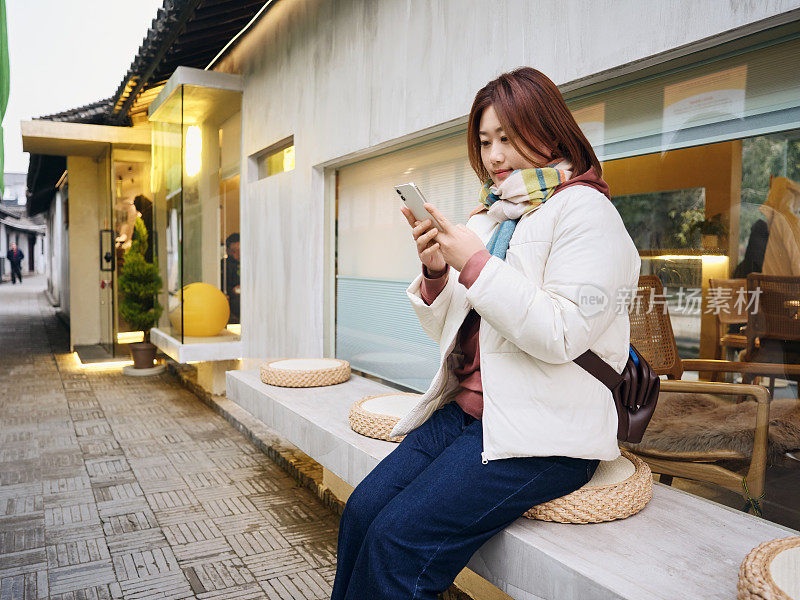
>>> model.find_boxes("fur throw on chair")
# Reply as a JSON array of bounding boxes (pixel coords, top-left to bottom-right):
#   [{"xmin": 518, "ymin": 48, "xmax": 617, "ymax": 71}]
[{"xmin": 622, "ymin": 393, "xmax": 800, "ymax": 465}]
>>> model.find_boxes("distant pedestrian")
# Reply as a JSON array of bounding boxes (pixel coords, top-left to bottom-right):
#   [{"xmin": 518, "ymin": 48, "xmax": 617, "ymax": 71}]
[
  {"xmin": 6, "ymin": 242, "xmax": 24, "ymax": 284},
  {"xmin": 222, "ymin": 233, "xmax": 241, "ymax": 323}
]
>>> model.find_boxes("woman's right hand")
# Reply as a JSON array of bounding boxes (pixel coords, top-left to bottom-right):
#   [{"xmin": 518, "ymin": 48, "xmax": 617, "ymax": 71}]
[{"xmin": 401, "ymin": 206, "xmax": 447, "ymax": 275}]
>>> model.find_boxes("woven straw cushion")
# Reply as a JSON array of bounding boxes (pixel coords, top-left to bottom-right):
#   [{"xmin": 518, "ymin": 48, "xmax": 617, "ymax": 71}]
[
  {"xmin": 349, "ymin": 393, "xmax": 421, "ymax": 442},
  {"xmin": 525, "ymin": 450, "xmax": 652, "ymax": 523},
  {"xmin": 260, "ymin": 358, "xmax": 350, "ymax": 388},
  {"xmin": 738, "ymin": 537, "xmax": 800, "ymax": 600}
]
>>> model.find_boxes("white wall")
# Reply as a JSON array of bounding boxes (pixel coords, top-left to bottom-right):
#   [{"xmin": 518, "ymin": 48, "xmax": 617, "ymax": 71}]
[
  {"xmin": 216, "ymin": 0, "xmax": 800, "ymax": 360},
  {"xmin": 45, "ymin": 192, "xmax": 65, "ymax": 305},
  {"xmin": 67, "ymin": 155, "xmax": 109, "ymax": 347},
  {"xmin": 62, "ymin": 201, "xmax": 70, "ymax": 318},
  {"xmin": 32, "ymin": 234, "xmax": 44, "ymax": 274}
]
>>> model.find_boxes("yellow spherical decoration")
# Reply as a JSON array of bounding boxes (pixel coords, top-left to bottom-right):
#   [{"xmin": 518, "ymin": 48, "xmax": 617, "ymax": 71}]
[{"xmin": 169, "ymin": 282, "xmax": 230, "ymax": 337}]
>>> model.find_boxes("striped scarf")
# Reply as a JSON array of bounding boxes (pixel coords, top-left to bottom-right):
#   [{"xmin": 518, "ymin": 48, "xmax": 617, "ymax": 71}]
[{"xmin": 479, "ymin": 166, "xmax": 571, "ymax": 260}]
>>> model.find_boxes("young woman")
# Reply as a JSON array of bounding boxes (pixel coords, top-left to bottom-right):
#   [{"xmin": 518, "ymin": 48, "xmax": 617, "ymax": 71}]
[{"xmin": 330, "ymin": 67, "xmax": 640, "ymax": 600}]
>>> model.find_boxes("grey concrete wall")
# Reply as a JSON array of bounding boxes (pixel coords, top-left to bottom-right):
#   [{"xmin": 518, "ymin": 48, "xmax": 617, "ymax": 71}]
[{"xmin": 215, "ymin": 0, "xmax": 800, "ymax": 360}]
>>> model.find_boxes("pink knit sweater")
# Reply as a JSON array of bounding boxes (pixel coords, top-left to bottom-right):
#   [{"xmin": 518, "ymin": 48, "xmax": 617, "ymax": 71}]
[{"xmin": 420, "ymin": 249, "xmax": 491, "ymax": 419}]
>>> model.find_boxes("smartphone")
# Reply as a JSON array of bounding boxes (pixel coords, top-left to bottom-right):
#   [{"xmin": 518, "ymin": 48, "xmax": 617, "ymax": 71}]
[{"xmin": 395, "ymin": 183, "xmax": 442, "ymax": 230}]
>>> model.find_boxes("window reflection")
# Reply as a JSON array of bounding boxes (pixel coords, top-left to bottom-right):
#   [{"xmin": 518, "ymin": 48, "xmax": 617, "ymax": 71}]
[
  {"xmin": 149, "ymin": 84, "xmax": 242, "ymax": 343},
  {"xmin": 736, "ymin": 135, "xmax": 800, "ymax": 279},
  {"xmin": 603, "ymin": 131, "xmax": 799, "ymax": 395},
  {"xmin": 661, "ymin": 65, "xmax": 747, "ymax": 154},
  {"xmin": 755, "ymin": 177, "xmax": 800, "ymax": 277}
]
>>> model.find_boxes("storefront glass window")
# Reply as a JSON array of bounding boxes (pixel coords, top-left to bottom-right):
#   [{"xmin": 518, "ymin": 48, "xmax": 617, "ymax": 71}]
[
  {"xmin": 150, "ymin": 84, "xmax": 242, "ymax": 344},
  {"xmin": 335, "ymin": 134, "xmax": 473, "ymax": 390},
  {"xmin": 112, "ymin": 151, "xmax": 152, "ymax": 347},
  {"xmin": 335, "ymin": 37, "xmax": 800, "ymax": 526}
]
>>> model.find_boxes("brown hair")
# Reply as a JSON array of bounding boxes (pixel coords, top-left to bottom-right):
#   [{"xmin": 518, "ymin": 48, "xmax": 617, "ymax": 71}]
[{"xmin": 467, "ymin": 67, "xmax": 602, "ymax": 182}]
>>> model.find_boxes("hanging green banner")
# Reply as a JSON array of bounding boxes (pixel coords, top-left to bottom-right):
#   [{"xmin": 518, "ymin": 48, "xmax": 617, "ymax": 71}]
[{"xmin": 0, "ymin": 0, "xmax": 9, "ymax": 193}]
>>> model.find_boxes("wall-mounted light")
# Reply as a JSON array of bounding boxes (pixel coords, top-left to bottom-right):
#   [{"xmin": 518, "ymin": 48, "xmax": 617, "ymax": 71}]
[
  {"xmin": 283, "ymin": 146, "xmax": 295, "ymax": 172},
  {"xmin": 185, "ymin": 126, "xmax": 202, "ymax": 177},
  {"xmin": 644, "ymin": 254, "xmax": 729, "ymax": 264}
]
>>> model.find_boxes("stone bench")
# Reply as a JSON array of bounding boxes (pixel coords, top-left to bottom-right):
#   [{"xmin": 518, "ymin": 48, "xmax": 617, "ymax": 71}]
[{"xmin": 226, "ymin": 368, "xmax": 797, "ymax": 600}]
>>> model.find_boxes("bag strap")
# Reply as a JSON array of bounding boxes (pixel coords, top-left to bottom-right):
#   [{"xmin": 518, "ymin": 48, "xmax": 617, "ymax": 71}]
[{"xmin": 573, "ymin": 349, "xmax": 624, "ymax": 391}]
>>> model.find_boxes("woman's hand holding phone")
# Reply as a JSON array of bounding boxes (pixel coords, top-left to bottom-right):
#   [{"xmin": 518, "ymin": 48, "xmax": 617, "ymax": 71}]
[{"xmin": 401, "ymin": 205, "xmax": 448, "ymax": 276}]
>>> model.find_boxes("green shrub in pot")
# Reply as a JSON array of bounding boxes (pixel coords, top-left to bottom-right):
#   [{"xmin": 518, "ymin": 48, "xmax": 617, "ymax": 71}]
[{"xmin": 119, "ymin": 218, "xmax": 163, "ymax": 366}]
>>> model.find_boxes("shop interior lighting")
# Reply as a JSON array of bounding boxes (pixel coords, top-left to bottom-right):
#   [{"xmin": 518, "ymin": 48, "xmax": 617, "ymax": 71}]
[
  {"xmin": 80, "ymin": 360, "xmax": 134, "ymax": 371},
  {"xmin": 283, "ymin": 146, "xmax": 295, "ymax": 172},
  {"xmin": 71, "ymin": 352, "xmax": 134, "ymax": 371},
  {"xmin": 645, "ymin": 254, "xmax": 729, "ymax": 264},
  {"xmin": 117, "ymin": 331, "xmax": 144, "ymax": 343},
  {"xmin": 185, "ymin": 126, "xmax": 202, "ymax": 177}
]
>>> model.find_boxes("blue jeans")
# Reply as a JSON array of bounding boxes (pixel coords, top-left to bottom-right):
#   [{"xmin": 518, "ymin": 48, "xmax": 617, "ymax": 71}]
[{"xmin": 330, "ymin": 402, "xmax": 600, "ymax": 600}]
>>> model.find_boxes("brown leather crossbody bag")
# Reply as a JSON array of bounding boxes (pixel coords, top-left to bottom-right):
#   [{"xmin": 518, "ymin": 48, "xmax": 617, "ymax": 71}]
[{"xmin": 573, "ymin": 345, "xmax": 660, "ymax": 443}]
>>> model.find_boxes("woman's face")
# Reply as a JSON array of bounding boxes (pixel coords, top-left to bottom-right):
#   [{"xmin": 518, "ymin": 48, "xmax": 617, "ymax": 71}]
[{"xmin": 479, "ymin": 104, "xmax": 553, "ymax": 186}]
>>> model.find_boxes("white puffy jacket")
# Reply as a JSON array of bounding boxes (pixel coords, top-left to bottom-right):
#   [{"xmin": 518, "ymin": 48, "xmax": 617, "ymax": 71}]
[{"xmin": 390, "ymin": 184, "xmax": 641, "ymax": 462}]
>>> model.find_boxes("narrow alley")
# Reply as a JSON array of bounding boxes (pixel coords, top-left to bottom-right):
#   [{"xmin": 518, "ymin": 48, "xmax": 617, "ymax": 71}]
[{"xmin": 0, "ymin": 277, "xmax": 338, "ymax": 600}]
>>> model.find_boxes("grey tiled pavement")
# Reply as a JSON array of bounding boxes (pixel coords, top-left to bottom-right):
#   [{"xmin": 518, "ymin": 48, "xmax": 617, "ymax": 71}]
[{"xmin": 0, "ymin": 278, "xmax": 338, "ymax": 599}]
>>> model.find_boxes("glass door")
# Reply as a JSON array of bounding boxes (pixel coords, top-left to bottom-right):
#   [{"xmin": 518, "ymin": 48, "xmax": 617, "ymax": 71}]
[
  {"xmin": 98, "ymin": 148, "xmax": 114, "ymax": 355},
  {"xmin": 111, "ymin": 149, "xmax": 153, "ymax": 355}
]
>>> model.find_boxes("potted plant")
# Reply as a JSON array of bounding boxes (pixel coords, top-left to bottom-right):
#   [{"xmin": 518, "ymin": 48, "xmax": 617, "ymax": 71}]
[
  {"xmin": 695, "ymin": 214, "xmax": 728, "ymax": 250},
  {"xmin": 678, "ymin": 211, "xmax": 728, "ymax": 250},
  {"xmin": 119, "ymin": 218, "xmax": 163, "ymax": 369}
]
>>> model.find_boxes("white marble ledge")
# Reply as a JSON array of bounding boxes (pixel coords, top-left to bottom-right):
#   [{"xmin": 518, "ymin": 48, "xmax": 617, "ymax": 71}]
[
  {"xmin": 226, "ymin": 368, "xmax": 798, "ymax": 600},
  {"xmin": 151, "ymin": 327, "xmax": 242, "ymax": 363}
]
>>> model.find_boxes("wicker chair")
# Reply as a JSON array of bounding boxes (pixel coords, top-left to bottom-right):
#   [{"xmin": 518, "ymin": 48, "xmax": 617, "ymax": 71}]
[
  {"xmin": 708, "ymin": 278, "xmax": 748, "ymax": 363},
  {"xmin": 741, "ymin": 274, "xmax": 800, "ymax": 395},
  {"xmin": 626, "ymin": 275, "xmax": 785, "ymax": 512}
]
